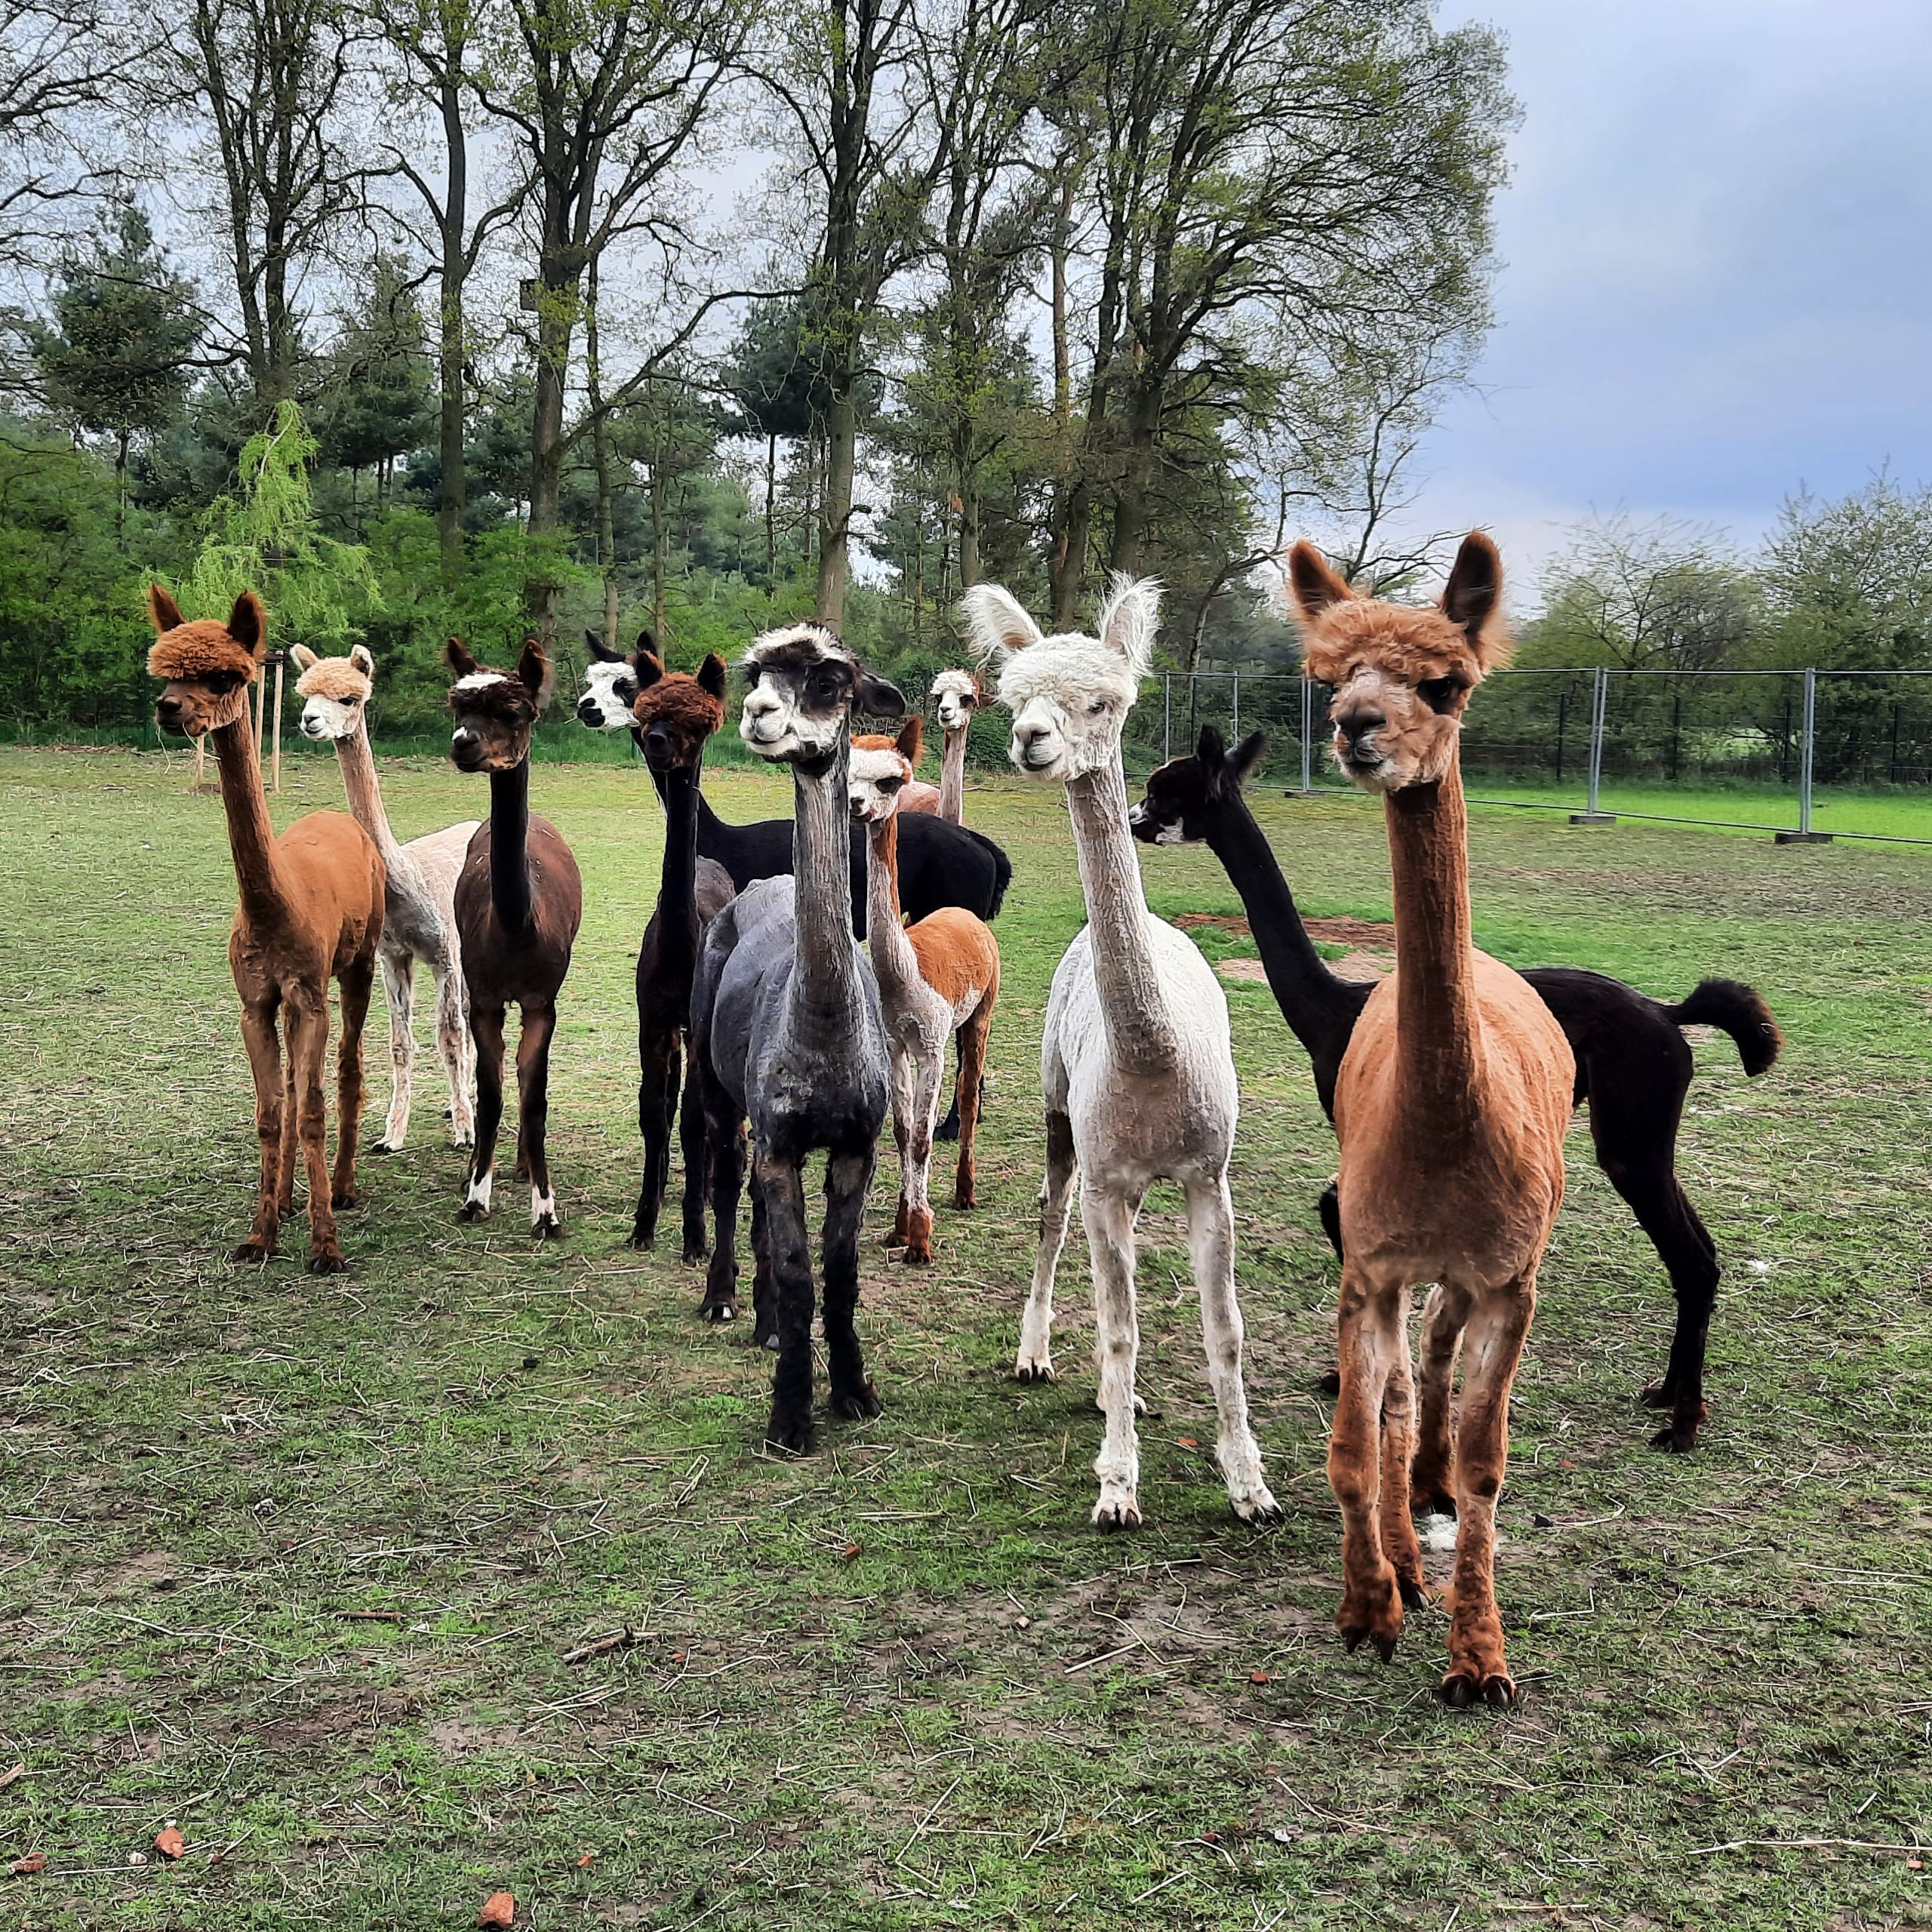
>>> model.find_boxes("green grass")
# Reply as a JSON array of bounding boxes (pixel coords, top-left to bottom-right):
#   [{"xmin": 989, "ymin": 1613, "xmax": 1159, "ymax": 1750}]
[
  {"xmin": 2, "ymin": 744, "xmax": 1930, "ymax": 1929},
  {"xmin": 1446, "ymin": 774, "xmax": 1932, "ymax": 843}
]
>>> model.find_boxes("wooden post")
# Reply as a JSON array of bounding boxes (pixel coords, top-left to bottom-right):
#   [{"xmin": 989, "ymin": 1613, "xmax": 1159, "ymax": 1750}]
[
  {"xmin": 195, "ymin": 734, "xmax": 207, "ymax": 785},
  {"xmin": 270, "ymin": 652, "xmax": 285, "ymax": 794}
]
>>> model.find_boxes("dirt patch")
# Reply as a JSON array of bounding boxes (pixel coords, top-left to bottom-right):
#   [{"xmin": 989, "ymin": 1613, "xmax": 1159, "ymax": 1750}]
[{"xmin": 1174, "ymin": 912, "xmax": 1398, "ymax": 949}]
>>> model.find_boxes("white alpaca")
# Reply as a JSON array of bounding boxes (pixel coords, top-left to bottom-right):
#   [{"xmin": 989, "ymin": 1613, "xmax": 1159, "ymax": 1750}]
[
  {"xmin": 961, "ymin": 577, "xmax": 1279, "ymax": 1530},
  {"xmin": 930, "ymin": 669, "xmax": 983, "ymax": 824},
  {"xmin": 292, "ymin": 645, "xmax": 479, "ymax": 1149}
]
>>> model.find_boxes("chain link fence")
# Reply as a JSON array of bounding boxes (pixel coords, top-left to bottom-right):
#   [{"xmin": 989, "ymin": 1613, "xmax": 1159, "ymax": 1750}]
[{"xmin": 1126, "ymin": 666, "xmax": 1932, "ymax": 846}]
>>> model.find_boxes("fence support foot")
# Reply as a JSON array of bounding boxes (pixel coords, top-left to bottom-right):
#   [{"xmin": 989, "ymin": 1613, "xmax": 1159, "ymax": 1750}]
[
  {"xmin": 1568, "ymin": 812, "xmax": 1617, "ymax": 826},
  {"xmin": 1774, "ymin": 830, "xmax": 1832, "ymax": 844}
]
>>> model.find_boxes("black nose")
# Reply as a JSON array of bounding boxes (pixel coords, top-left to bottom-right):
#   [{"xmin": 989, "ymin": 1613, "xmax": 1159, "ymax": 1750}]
[
  {"xmin": 1336, "ymin": 707, "xmax": 1385, "ymax": 755},
  {"xmin": 576, "ymin": 697, "xmax": 598, "ymax": 721},
  {"xmin": 156, "ymin": 696, "xmax": 182, "ymax": 719}
]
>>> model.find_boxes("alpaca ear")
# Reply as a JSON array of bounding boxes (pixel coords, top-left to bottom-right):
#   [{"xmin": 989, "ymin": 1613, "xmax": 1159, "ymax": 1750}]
[
  {"xmin": 857, "ymin": 671, "xmax": 906, "ymax": 721},
  {"xmin": 697, "ymin": 654, "xmax": 728, "ymax": 704},
  {"xmin": 1441, "ymin": 531, "xmax": 1512, "ymax": 671},
  {"xmin": 1284, "ymin": 542, "xmax": 1353, "ymax": 627},
  {"xmin": 897, "ymin": 714, "xmax": 923, "ymax": 765},
  {"xmin": 516, "ymin": 636, "xmax": 554, "ymax": 709},
  {"xmin": 585, "ymin": 629, "xmax": 618, "ymax": 663},
  {"xmin": 1228, "ymin": 729, "xmax": 1266, "ymax": 789},
  {"xmin": 148, "ymin": 583, "xmax": 186, "ymax": 633},
  {"xmin": 445, "ymin": 635, "xmax": 479, "ymax": 678},
  {"xmin": 634, "ymin": 649, "xmax": 666, "ymax": 691},
  {"xmin": 288, "ymin": 645, "xmax": 318, "ymax": 673},
  {"xmin": 635, "ymin": 628, "xmax": 656, "ymax": 660},
  {"xmin": 226, "ymin": 589, "xmax": 267, "ymax": 661},
  {"xmin": 1195, "ymin": 723, "xmax": 1226, "ymax": 768},
  {"xmin": 1096, "ymin": 574, "xmax": 1159, "ymax": 678},
  {"xmin": 958, "ymin": 583, "xmax": 1042, "ymax": 669},
  {"xmin": 349, "ymin": 645, "xmax": 375, "ymax": 680}
]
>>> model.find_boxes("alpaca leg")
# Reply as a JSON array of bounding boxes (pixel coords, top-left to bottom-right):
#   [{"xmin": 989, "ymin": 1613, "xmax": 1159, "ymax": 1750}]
[
  {"xmin": 697, "ymin": 1057, "xmax": 744, "ymax": 1321},
  {"xmin": 1440, "ymin": 1273, "xmax": 1538, "ymax": 1709},
  {"xmin": 749, "ymin": 1166, "xmax": 776, "ymax": 1346},
  {"xmin": 1410, "ymin": 1281, "xmax": 1470, "ymax": 1518},
  {"xmin": 1376, "ymin": 1302, "xmax": 1426, "ymax": 1604},
  {"xmin": 277, "ymin": 1051, "xmax": 298, "ymax": 1216},
  {"xmin": 629, "ymin": 1036, "xmax": 675, "ymax": 1250},
  {"xmin": 1601, "ymin": 1149, "xmax": 1720, "ymax": 1453},
  {"xmin": 286, "ymin": 998, "xmax": 344, "ymax": 1272},
  {"xmin": 884, "ymin": 1050, "xmax": 915, "ymax": 1247},
  {"xmin": 332, "ymin": 952, "xmax": 374, "ymax": 1208},
  {"xmin": 377, "ymin": 952, "xmax": 415, "ymax": 1151},
  {"xmin": 1085, "ymin": 1180, "xmax": 1146, "ymax": 1529},
  {"xmin": 235, "ymin": 1000, "xmax": 285, "ymax": 1261},
  {"xmin": 1015, "ymin": 1109, "xmax": 1076, "ymax": 1383},
  {"xmin": 460, "ymin": 1004, "xmax": 506, "ymax": 1222},
  {"xmin": 1328, "ymin": 1264, "xmax": 1407, "ymax": 1659},
  {"xmin": 823, "ymin": 1147, "xmax": 882, "ymax": 1418},
  {"xmin": 900, "ymin": 1051, "xmax": 943, "ymax": 1265},
  {"xmin": 432, "ymin": 955, "xmax": 473, "ymax": 1148},
  {"xmin": 952, "ymin": 1004, "xmax": 992, "ymax": 1211},
  {"xmin": 677, "ymin": 1044, "xmax": 711, "ymax": 1266},
  {"xmin": 934, "ymin": 1035, "xmax": 962, "ymax": 1143},
  {"xmin": 758, "ymin": 1154, "xmax": 817, "ymax": 1454},
  {"xmin": 1183, "ymin": 1173, "xmax": 1280, "ymax": 1525},
  {"xmin": 515, "ymin": 1004, "xmax": 561, "ymax": 1238}
]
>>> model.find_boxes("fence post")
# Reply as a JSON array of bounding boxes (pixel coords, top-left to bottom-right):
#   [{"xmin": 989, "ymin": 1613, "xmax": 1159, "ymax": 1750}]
[
  {"xmin": 1231, "ymin": 671, "xmax": 1239, "ymax": 741},
  {"xmin": 1163, "ymin": 673, "xmax": 1171, "ymax": 764},
  {"xmin": 1299, "ymin": 677, "xmax": 1314, "ymax": 794},
  {"xmin": 1570, "ymin": 664, "xmax": 1615, "ymax": 824},
  {"xmin": 1775, "ymin": 666, "xmax": 1833, "ymax": 843}
]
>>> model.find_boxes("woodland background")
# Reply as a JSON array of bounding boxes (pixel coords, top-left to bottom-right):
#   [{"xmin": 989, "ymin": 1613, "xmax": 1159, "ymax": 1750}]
[{"xmin": 1, "ymin": 0, "xmax": 1930, "ymax": 747}]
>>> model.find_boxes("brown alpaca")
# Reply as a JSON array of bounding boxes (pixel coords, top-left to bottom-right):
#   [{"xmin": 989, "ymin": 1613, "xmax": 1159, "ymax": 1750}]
[
  {"xmin": 146, "ymin": 587, "xmax": 386, "ymax": 1272},
  {"xmin": 445, "ymin": 635, "xmax": 584, "ymax": 1237},
  {"xmin": 1290, "ymin": 534, "xmax": 1573, "ymax": 1709}
]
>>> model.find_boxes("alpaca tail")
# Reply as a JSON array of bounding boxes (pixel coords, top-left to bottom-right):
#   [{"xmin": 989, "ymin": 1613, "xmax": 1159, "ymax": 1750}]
[
  {"xmin": 1666, "ymin": 977, "xmax": 1783, "ymax": 1078},
  {"xmin": 985, "ymin": 841, "xmax": 1013, "ymax": 922}
]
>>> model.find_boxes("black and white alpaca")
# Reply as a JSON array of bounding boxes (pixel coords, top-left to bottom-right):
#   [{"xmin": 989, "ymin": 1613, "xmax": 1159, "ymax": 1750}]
[
  {"xmin": 688, "ymin": 623, "xmax": 904, "ymax": 1453},
  {"xmin": 1131, "ymin": 726, "xmax": 1783, "ymax": 1451},
  {"xmin": 578, "ymin": 630, "xmax": 1011, "ymax": 929}
]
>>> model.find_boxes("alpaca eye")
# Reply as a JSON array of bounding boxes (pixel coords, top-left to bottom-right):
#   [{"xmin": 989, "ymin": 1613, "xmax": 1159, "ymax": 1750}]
[
  {"xmin": 1418, "ymin": 677, "xmax": 1462, "ymax": 712},
  {"xmin": 205, "ymin": 671, "xmax": 239, "ymax": 694},
  {"xmin": 880, "ymin": 775, "xmax": 904, "ymax": 794},
  {"xmin": 1087, "ymin": 700, "xmax": 1105, "ymax": 715}
]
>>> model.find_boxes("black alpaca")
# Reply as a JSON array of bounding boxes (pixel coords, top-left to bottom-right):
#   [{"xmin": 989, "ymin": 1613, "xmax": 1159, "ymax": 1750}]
[{"xmin": 1131, "ymin": 726, "xmax": 1783, "ymax": 1453}]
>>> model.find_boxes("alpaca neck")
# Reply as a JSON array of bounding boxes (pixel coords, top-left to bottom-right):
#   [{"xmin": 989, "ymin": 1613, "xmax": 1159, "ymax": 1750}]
[
  {"xmin": 789, "ymin": 743, "xmax": 863, "ymax": 1026},
  {"xmin": 864, "ymin": 814, "xmax": 922, "ymax": 998},
  {"xmin": 1384, "ymin": 755, "xmax": 1487, "ymax": 1118},
  {"xmin": 657, "ymin": 761, "xmax": 703, "ymax": 961},
  {"xmin": 1066, "ymin": 754, "xmax": 1173, "ymax": 1071},
  {"xmin": 334, "ymin": 725, "xmax": 404, "ymax": 867},
  {"xmin": 938, "ymin": 724, "xmax": 968, "ymax": 822},
  {"xmin": 488, "ymin": 758, "xmax": 534, "ymax": 933},
  {"xmin": 210, "ymin": 711, "xmax": 287, "ymax": 927},
  {"xmin": 1205, "ymin": 794, "xmax": 1362, "ymax": 1058}
]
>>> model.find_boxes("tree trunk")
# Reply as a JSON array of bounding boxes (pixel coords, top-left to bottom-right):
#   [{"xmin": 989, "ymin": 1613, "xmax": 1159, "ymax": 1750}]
[
  {"xmin": 586, "ymin": 260, "xmax": 617, "ymax": 641},
  {"xmin": 764, "ymin": 431, "xmax": 777, "ymax": 600},
  {"xmin": 436, "ymin": 72, "xmax": 468, "ymax": 589},
  {"xmin": 817, "ymin": 389, "xmax": 855, "ymax": 626}
]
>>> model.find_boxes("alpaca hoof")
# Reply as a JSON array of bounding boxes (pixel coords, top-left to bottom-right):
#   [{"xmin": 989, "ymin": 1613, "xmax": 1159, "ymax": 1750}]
[
  {"xmin": 331, "ymin": 1186, "xmax": 357, "ymax": 1210},
  {"xmin": 1398, "ymin": 1575, "xmax": 1431, "ymax": 1611},
  {"xmin": 451, "ymin": 1133, "xmax": 474, "ymax": 1151},
  {"xmin": 1650, "ymin": 1421, "xmax": 1702, "ymax": 1454},
  {"xmin": 231, "ymin": 1238, "xmax": 275, "ymax": 1264},
  {"xmin": 1013, "ymin": 1355, "xmax": 1055, "ymax": 1383},
  {"xmin": 308, "ymin": 1247, "xmax": 348, "ymax": 1275},
  {"xmin": 628, "ymin": 1223, "xmax": 657, "ymax": 1251},
  {"xmin": 513, "ymin": 1159, "xmax": 530, "ymax": 1182},
  {"xmin": 765, "ymin": 1413, "xmax": 815, "ymax": 1456},
  {"xmin": 1337, "ymin": 1583, "xmax": 1403, "ymax": 1661},
  {"xmin": 1093, "ymin": 1497, "xmax": 1142, "ymax": 1533},
  {"xmin": 832, "ymin": 1381, "xmax": 883, "ymax": 1420},
  {"xmin": 1231, "ymin": 1491, "xmax": 1284, "ymax": 1527},
  {"xmin": 372, "ymin": 1137, "xmax": 401, "ymax": 1155},
  {"xmin": 681, "ymin": 1242, "xmax": 709, "ymax": 1266},
  {"xmin": 533, "ymin": 1214, "xmax": 561, "ymax": 1241},
  {"xmin": 1638, "ymin": 1378, "xmax": 1675, "ymax": 1410},
  {"xmin": 883, "ymin": 1229, "xmax": 907, "ymax": 1249},
  {"xmin": 901, "ymin": 1244, "xmax": 932, "ymax": 1266},
  {"xmin": 700, "ymin": 1300, "xmax": 737, "ymax": 1324},
  {"xmin": 953, "ymin": 1190, "xmax": 977, "ymax": 1211},
  {"xmin": 1439, "ymin": 1669, "xmax": 1517, "ymax": 1710},
  {"xmin": 457, "ymin": 1201, "xmax": 488, "ymax": 1224},
  {"xmin": 1315, "ymin": 1367, "xmax": 1342, "ymax": 1398},
  {"xmin": 934, "ymin": 1119, "xmax": 959, "ymax": 1144}
]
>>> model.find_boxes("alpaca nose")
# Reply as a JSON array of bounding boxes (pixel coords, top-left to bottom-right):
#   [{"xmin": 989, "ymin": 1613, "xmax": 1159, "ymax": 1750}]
[
  {"xmin": 576, "ymin": 695, "xmax": 599, "ymax": 724},
  {"xmin": 1336, "ymin": 706, "xmax": 1386, "ymax": 758},
  {"xmin": 156, "ymin": 695, "xmax": 183, "ymax": 724}
]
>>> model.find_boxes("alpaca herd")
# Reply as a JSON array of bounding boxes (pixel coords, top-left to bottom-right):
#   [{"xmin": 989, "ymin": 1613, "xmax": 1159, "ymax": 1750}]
[{"xmin": 143, "ymin": 531, "xmax": 1783, "ymax": 1706}]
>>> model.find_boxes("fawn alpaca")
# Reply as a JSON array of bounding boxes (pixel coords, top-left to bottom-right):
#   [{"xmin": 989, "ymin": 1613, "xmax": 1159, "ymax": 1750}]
[
  {"xmin": 146, "ymin": 587, "xmax": 385, "ymax": 1271},
  {"xmin": 1294, "ymin": 532, "xmax": 1571, "ymax": 1707}
]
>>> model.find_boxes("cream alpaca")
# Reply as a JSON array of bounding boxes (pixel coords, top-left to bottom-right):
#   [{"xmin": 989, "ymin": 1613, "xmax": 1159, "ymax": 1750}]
[
  {"xmin": 294, "ymin": 644, "xmax": 478, "ymax": 1149},
  {"xmin": 930, "ymin": 669, "xmax": 983, "ymax": 823},
  {"xmin": 963, "ymin": 575, "xmax": 1278, "ymax": 1531}
]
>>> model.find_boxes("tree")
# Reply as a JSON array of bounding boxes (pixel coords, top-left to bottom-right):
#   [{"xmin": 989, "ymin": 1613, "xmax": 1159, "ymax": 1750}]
[
  {"xmin": 311, "ymin": 259, "xmax": 437, "ymax": 528},
  {"xmin": 1760, "ymin": 475, "xmax": 1932, "ymax": 672},
  {"xmin": 29, "ymin": 202, "xmax": 205, "ymax": 525}
]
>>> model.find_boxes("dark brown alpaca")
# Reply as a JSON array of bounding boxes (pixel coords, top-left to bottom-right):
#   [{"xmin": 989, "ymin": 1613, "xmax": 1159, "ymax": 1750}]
[
  {"xmin": 146, "ymin": 586, "xmax": 386, "ymax": 1272},
  {"xmin": 626, "ymin": 650, "xmax": 735, "ymax": 1257},
  {"xmin": 445, "ymin": 636, "xmax": 583, "ymax": 1237}
]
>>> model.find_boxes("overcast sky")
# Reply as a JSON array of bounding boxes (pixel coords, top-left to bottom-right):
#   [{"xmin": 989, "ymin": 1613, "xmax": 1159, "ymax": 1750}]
[{"xmin": 1394, "ymin": 0, "xmax": 1932, "ymax": 590}]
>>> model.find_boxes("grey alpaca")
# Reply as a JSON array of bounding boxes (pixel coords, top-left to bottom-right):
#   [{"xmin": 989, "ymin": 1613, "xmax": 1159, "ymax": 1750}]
[{"xmin": 689, "ymin": 623, "xmax": 908, "ymax": 1452}]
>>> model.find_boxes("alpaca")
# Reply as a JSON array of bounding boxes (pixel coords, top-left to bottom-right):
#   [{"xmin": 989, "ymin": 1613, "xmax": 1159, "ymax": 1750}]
[
  {"xmin": 688, "ymin": 623, "xmax": 905, "ymax": 1450},
  {"xmin": 445, "ymin": 636, "xmax": 583, "ymax": 1237},
  {"xmin": 930, "ymin": 668, "xmax": 984, "ymax": 824},
  {"xmin": 848, "ymin": 734, "xmax": 1001, "ymax": 1261},
  {"xmin": 963, "ymin": 575, "xmax": 1279, "ymax": 1531},
  {"xmin": 1291, "ymin": 531, "xmax": 1574, "ymax": 1707},
  {"xmin": 577, "ymin": 634, "xmax": 1010, "ymax": 927},
  {"xmin": 625, "ymin": 648, "xmax": 737, "ymax": 1257},
  {"xmin": 880, "ymin": 713, "xmax": 941, "ymax": 816},
  {"xmin": 292, "ymin": 644, "xmax": 480, "ymax": 1151},
  {"xmin": 146, "ymin": 587, "xmax": 386, "ymax": 1272},
  {"xmin": 1131, "ymin": 725, "xmax": 1781, "ymax": 1451}
]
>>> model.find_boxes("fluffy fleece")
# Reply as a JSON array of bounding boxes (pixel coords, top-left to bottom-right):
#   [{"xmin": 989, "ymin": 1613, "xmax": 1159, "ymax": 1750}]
[
  {"xmin": 1289, "ymin": 537, "xmax": 1512, "ymax": 690},
  {"xmin": 146, "ymin": 586, "xmax": 268, "ymax": 682},
  {"xmin": 632, "ymin": 654, "xmax": 727, "ymax": 740},
  {"xmin": 293, "ymin": 646, "xmax": 374, "ymax": 703}
]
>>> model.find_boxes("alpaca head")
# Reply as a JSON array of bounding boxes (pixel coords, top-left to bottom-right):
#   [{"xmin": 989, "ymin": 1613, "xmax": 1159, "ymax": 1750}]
[
  {"xmin": 446, "ymin": 635, "xmax": 554, "ymax": 774},
  {"xmin": 631, "ymin": 650, "xmax": 727, "ymax": 775},
  {"xmin": 960, "ymin": 574, "xmax": 1158, "ymax": 785},
  {"xmin": 577, "ymin": 628, "xmax": 655, "ymax": 731},
  {"xmin": 848, "ymin": 719, "xmax": 922, "ymax": 825},
  {"xmin": 1287, "ymin": 533, "xmax": 1510, "ymax": 794},
  {"xmin": 738, "ymin": 622, "xmax": 905, "ymax": 768},
  {"xmin": 931, "ymin": 667, "xmax": 983, "ymax": 735},
  {"xmin": 146, "ymin": 586, "xmax": 267, "ymax": 737},
  {"xmin": 291, "ymin": 644, "xmax": 376, "ymax": 742},
  {"xmin": 1131, "ymin": 725, "xmax": 1268, "ymax": 846}
]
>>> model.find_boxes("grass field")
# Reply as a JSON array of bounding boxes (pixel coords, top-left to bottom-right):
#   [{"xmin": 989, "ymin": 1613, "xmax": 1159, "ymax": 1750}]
[{"xmin": 4, "ymin": 743, "xmax": 1930, "ymax": 1930}]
